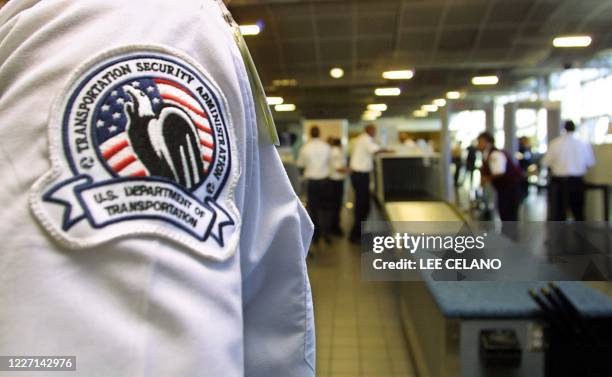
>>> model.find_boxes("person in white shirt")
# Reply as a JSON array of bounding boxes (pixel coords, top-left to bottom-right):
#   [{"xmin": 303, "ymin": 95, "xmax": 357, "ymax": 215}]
[
  {"xmin": 297, "ymin": 126, "xmax": 332, "ymax": 243},
  {"xmin": 542, "ymin": 120, "xmax": 595, "ymax": 220},
  {"xmin": 0, "ymin": 1, "xmax": 315, "ymax": 376},
  {"xmin": 349, "ymin": 124, "xmax": 381, "ymax": 242},
  {"xmin": 328, "ymin": 137, "xmax": 347, "ymax": 235}
]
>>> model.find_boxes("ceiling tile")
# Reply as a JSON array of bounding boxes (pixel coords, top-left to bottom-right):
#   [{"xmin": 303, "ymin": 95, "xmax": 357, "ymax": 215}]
[
  {"xmin": 357, "ymin": 14, "xmax": 396, "ymax": 36},
  {"xmin": 317, "ymin": 16, "xmax": 353, "ymax": 40}
]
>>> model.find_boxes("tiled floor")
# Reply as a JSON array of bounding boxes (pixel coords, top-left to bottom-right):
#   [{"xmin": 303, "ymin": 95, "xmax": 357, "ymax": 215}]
[{"xmin": 307, "ymin": 235, "xmax": 416, "ymax": 377}]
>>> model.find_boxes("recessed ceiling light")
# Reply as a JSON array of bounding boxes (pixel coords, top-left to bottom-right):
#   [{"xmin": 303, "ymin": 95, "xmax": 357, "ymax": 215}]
[
  {"xmin": 272, "ymin": 79, "xmax": 297, "ymax": 87},
  {"xmin": 413, "ymin": 110, "xmax": 428, "ymax": 117},
  {"xmin": 382, "ymin": 70, "xmax": 414, "ymax": 80},
  {"xmin": 367, "ymin": 104, "xmax": 387, "ymax": 112},
  {"xmin": 239, "ymin": 24, "xmax": 261, "ymax": 36},
  {"xmin": 330, "ymin": 67, "xmax": 344, "ymax": 79},
  {"xmin": 275, "ymin": 104, "xmax": 296, "ymax": 112},
  {"xmin": 375, "ymin": 87, "xmax": 401, "ymax": 96},
  {"xmin": 363, "ymin": 110, "xmax": 382, "ymax": 118},
  {"xmin": 446, "ymin": 91, "xmax": 461, "ymax": 99},
  {"xmin": 472, "ymin": 75, "xmax": 499, "ymax": 85},
  {"xmin": 266, "ymin": 97, "xmax": 284, "ymax": 105},
  {"xmin": 421, "ymin": 104, "xmax": 438, "ymax": 112},
  {"xmin": 433, "ymin": 98, "xmax": 446, "ymax": 107},
  {"xmin": 553, "ymin": 35, "xmax": 592, "ymax": 48},
  {"xmin": 362, "ymin": 114, "xmax": 379, "ymax": 121}
]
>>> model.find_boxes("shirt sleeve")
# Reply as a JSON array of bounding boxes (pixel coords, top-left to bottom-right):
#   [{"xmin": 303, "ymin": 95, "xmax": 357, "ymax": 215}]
[
  {"xmin": 240, "ymin": 142, "xmax": 315, "ymax": 377},
  {"xmin": 488, "ymin": 151, "xmax": 507, "ymax": 176},
  {"xmin": 366, "ymin": 137, "xmax": 381, "ymax": 154},
  {"xmin": 331, "ymin": 148, "xmax": 344, "ymax": 171},
  {"xmin": 542, "ymin": 140, "xmax": 556, "ymax": 167},
  {"xmin": 0, "ymin": 1, "xmax": 316, "ymax": 377},
  {"xmin": 296, "ymin": 145, "xmax": 306, "ymax": 168},
  {"xmin": 584, "ymin": 142, "xmax": 596, "ymax": 168}
]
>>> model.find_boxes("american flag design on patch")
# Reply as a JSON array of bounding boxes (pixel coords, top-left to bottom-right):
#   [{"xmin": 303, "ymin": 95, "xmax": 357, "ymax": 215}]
[{"xmin": 94, "ymin": 77, "xmax": 215, "ymax": 184}]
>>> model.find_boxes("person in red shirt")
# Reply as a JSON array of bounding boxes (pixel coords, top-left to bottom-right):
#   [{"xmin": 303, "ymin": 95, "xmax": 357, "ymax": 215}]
[{"xmin": 477, "ymin": 132, "xmax": 524, "ymax": 221}]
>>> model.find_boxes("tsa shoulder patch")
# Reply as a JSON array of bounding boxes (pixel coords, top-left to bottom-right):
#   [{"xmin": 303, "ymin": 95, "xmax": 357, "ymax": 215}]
[{"xmin": 30, "ymin": 46, "xmax": 241, "ymax": 261}]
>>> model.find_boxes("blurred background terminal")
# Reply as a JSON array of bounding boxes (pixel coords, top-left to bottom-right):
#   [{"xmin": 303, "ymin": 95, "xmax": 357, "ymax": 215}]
[{"xmin": 227, "ymin": 0, "xmax": 612, "ymax": 376}]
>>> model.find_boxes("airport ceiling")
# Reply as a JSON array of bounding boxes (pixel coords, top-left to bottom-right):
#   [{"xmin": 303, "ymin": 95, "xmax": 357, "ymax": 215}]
[{"xmin": 228, "ymin": 0, "xmax": 612, "ymax": 121}]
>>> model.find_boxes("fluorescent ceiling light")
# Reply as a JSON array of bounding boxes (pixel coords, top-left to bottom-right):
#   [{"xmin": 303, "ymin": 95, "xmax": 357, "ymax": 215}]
[
  {"xmin": 433, "ymin": 98, "xmax": 446, "ymax": 107},
  {"xmin": 382, "ymin": 70, "xmax": 414, "ymax": 80},
  {"xmin": 266, "ymin": 97, "xmax": 284, "ymax": 105},
  {"xmin": 553, "ymin": 35, "xmax": 592, "ymax": 48},
  {"xmin": 421, "ymin": 104, "xmax": 438, "ymax": 112},
  {"xmin": 330, "ymin": 67, "xmax": 344, "ymax": 79},
  {"xmin": 375, "ymin": 87, "xmax": 401, "ymax": 96},
  {"xmin": 446, "ymin": 91, "xmax": 461, "ymax": 99},
  {"xmin": 367, "ymin": 104, "xmax": 387, "ymax": 112},
  {"xmin": 275, "ymin": 104, "xmax": 296, "ymax": 112},
  {"xmin": 363, "ymin": 110, "xmax": 382, "ymax": 117},
  {"xmin": 362, "ymin": 114, "xmax": 379, "ymax": 121},
  {"xmin": 273, "ymin": 79, "xmax": 297, "ymax": 87},
  {"xmin": 239, "ymin": 24, "xmax": 261, "ymax": 36},
  {"xmin": 472, "ymin": 75, "xmax": 499, "ymax": 85},
  {"xmin": 413, "ymin": 110, "xmax": 428, "ymax": 117}
]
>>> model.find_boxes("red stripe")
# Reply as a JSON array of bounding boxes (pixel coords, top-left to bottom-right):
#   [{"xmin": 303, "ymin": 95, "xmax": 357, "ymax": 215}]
[
  {"xmin": 130, "ymin": 170, "xmax": 147, "ymax": 177},
  {"xmin": 103, "ymin": 139, "xmax": 129, "ymax": 160},
  {"xmin": 196, "ymin": 121, "xmax": 212, "ymax": 135},
  {"xmin": 202, "ymin": 154, "xmax": 213, "ymax": 163},
  {"xmin": 161, "ymin": 94, "xmax": 207, "ymax": 118},
  {"xmin": 200, "ymin": 139, "xmax": 214, "ymax": 149},
  {"xmin": 162, "ymin": 97, "xmax": 212, "ymax": 134},
  {"xmin": 154, "ymin": 78, "xmax": 192, "ymax": 96},
  {"xmin": 112, "ymin": 155, "xmax": 137, "ymax": 173}
]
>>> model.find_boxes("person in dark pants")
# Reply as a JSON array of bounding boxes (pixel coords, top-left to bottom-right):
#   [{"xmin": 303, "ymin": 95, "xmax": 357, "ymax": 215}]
[
  {"xmin": 477, "ymin": 132, "xmax": 524, "ymax": 222},
  {"xmin": 297, "ymin": 126, "xmax": 332, "ymax": 243},
  {"xmin": 452, "ymin": 142, "xmax": 463, "ymax": 187},
  {"xmin": 464, "ymin": 142, "xmax": 478, "ymax": 188},
  {"xmin": 349, "ymin": 125, "xmax": 381, "ymax": 242},
  {"xmin": 517, "ymin": 136, "xmax": 533, "ymax": 201},
  {"xmin": 328, "ymin": 138, "xmax": 347, "ymax": 236},
  {"xmin": 543, "ymin": 121, "xmax": 595, "ymax": 221}
]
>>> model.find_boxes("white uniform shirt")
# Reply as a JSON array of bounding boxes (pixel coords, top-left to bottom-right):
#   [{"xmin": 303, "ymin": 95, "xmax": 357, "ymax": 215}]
[
  {"xmin": 297, "ymin": 138, "xmax": 331, "ymax": 180},
  {"xmin": 329, "ymin": 145, "xmax": 346, "ymax": 181},
  {"xmin": 542, "ymin": 133, "xmax": 595, "ymax": 177},
  {"xmin": 484, "ymin": 148, "xmax": 507, "ymax": 176},
  {"xmin": 349, "ymin": 133, "xmax": 380, "ymax": 173},
  {"xmin": 0, "ymin": 1, "xmax": 315, "ymax": 376}
]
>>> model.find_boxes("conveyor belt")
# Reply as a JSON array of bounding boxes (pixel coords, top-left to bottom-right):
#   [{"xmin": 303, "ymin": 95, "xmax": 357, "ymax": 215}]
[
  {"xmin": 385, "ymin": 201, "xmax": 464, "ymax": 222},
  {"xmin": 382, "ymin": 200, "xmax": 612, "ymax": 377}
]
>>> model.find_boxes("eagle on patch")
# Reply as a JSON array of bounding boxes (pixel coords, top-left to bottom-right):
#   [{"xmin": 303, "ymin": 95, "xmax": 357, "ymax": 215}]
[
  {"xmin": 122, "ymin": 85, "xmax": 204, "ymax": 189},
  {"xmin": 95, "ymin": 78, "xmax": 216, "ymax": 191}
]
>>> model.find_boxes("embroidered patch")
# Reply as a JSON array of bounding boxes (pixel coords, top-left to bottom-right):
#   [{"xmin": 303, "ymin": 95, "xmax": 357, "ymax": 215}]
[{"xmin": 30, "ymin": 46, "xmax": 240, "ymax": 260}]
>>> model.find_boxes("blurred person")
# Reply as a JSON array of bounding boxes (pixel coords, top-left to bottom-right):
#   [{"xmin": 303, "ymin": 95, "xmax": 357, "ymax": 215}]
[
  {"xmin": 397, "ymin": 131, "xmax": 418, "ymax": 154},
  {"xmin": 517, "ymin": 136, "xmax": 534, "ymax": 201},
  {"xmin": 517, "ymin": 136, "xmax": 534, "ymax": 171},
  {"xmin": 477, "ymin": 132, "xmax": 524, "ymax": 221},
  {"xmin": 452, "ymin": 142, "xmax": 463, "ymax": 187},
  {"xmin": 542, "ymin": 120, "xmax": 595, "ymax": 221},
  {"xmin": 416, "ymin": 137, "xmax": 434, "ymax": 155},
  {"xmin": 298, "ymin": 126, "xmax": 332, "ymax": 243},
  {"xmin": 349, "ymin": 124, "xmax": 381, "ymax": 242},
  {"xmin": 0, "ymin": 0, "xmax": 316, "ymax": 376},
  {"xmin": 465, "ymin": 141, "xmax": 478, "ymax": 188},
  {"xmin": 328, "ymin": 138, "xmax": 347, "ymax": 236}
]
